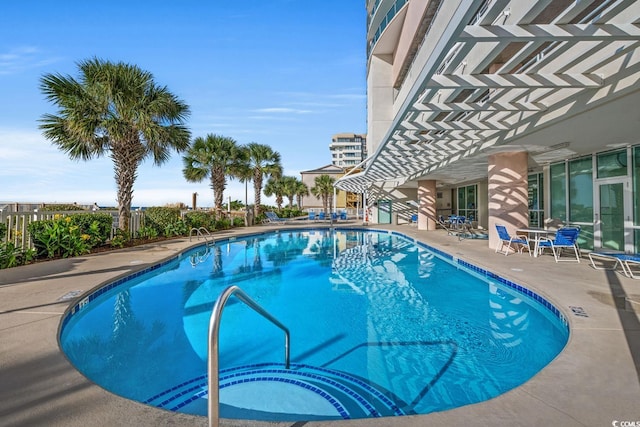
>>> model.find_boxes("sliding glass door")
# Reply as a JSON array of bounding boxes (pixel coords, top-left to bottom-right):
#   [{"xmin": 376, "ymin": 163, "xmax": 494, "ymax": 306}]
[
  {"xmin": 595, "ymin": 149, "xmax": 632, "ymax": 252},
  {"xmin": 596, "ymin": 180, "xmax": 628, "ymax": 251}
]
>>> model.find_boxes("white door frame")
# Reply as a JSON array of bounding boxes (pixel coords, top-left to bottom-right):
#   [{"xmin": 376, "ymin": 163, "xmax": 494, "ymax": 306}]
[{"xmin": 593, "ymin": 176, "xmax": 633, "ymax": 252}]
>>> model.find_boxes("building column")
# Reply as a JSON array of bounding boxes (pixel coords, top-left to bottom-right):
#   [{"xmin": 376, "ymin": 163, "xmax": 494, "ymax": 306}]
[
  {"xmin": 417, "ymin": 179, "xmax": 437, "ymax": 231},
  {"xmin": 488, "ymin": 152, "xmax": 529, "ymax": 250}
]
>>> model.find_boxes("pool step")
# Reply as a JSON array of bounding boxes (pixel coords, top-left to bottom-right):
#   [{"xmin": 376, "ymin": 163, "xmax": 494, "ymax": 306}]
[{"xmin": 145, "ymin": 363, "xmax": 405, "ymax": 419}]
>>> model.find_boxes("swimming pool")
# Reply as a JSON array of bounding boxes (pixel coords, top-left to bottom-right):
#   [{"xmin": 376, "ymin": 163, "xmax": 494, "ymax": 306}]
[{"xmin": 59, "ymin": 228, "xmax": 569, "ymax": 421}]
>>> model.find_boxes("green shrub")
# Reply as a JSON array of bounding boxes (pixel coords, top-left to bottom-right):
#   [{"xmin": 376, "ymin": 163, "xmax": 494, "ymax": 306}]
[
  {"xmin": 69, "ymin": 213, "xmax": 113, "ymax": 246},
  {"xmin": 137, "ymin": 225, "xmax": 159, "ymax": 239},
  {"xmin": 144, "ymin": 207, "xmax": 186, "ymax": 237},
  {"xmin": 278, "ymin": 207, "xmax": 303, "ymax": 219},
  {"xmin": 162, "ymin": 220, "xmax": 188, "ymax": 237},
  {"xmin": 215, "ymin": 218, "xmax": 232, "ymax": 230},
  {"xmin": 27, "ymin": 215, "xmax": 90, "ymax": 258},
  {"xmin": 183, "ymin": 211, "xmax": 217, "ymax": 231},
  {"xmin": 110, "ymin": 229, "xmax": 130, "ymax": 248},
  {"xmin": 0, "ymin": 242, "xmax": 36, "ymax": 269},
  {"xmin": 0, "ymin": 223, "xmax": 6, "ymax": 240},
  {"xmin": 28, "ymin": 213, "xmax": 113, "ymax": 257},
  {"xmin": 39, "ymin": 204, "xmax": 86, "ymax": 211},
  {"xmin": 233, "ymin": 217, "xmax": 245, "ymax": 227},
  {"xmin": 27, "ymin": 221, "xmax": 48, "ymax": 256}
]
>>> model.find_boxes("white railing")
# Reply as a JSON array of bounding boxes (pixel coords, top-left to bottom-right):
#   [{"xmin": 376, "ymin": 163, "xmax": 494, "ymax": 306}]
[{"xmin": 0, "ymin": 209, "xmax": 144, "ymax": 250}]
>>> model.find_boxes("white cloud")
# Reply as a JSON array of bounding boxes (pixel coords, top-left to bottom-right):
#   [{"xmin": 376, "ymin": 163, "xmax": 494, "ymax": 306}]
[
  {"xmin": 246, "ymin": 115, "xmax": 302, "ymax": 122},
  {"xmin": 0, "ymin": 128, "xmax": 113, "ymax": 180},
  {"xmin": 0, "ymin": 47, "xmax": 60, "ymax": 75},
  {"xmin": 252, "ymin": 107, "xmax": 312, "ymax": 114}
]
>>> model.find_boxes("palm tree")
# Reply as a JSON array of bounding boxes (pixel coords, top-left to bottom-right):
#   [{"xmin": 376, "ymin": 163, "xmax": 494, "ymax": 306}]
[
  {"xmin": 39, "ymin": 58, "xmax": 190, "ymax": 232},
  {"xmin": 245, "ymin": 143, "xmax": 282, "ymax": 218},
  {"xmin": 311, "ymin": 174, "xmax": 335, "ymax": 215},
  {"xmin": 281, "ymin": 176, "xmax": 300, "ymax": 208},
  {"xmin": 263, "ymin": 177, "xmax": 285, "ymax": 210},
  {"xmin": 182, "ymin": 134, "xmax": 244, "ymax": 212},
  {"xmin": 294, "ymin": 180, "xmax": 310, "ymax": 209}
]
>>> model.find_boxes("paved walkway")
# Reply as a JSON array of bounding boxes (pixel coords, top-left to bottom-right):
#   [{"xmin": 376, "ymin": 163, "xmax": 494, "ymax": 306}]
[{"xmin": 1, "ymin": 222, "xmax": 638, "ymax": 427}]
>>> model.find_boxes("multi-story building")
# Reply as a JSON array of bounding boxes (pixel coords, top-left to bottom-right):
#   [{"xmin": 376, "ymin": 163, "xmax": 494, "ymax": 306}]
[
  {"xmin": 300, "ymin": 164, "xmax": 364, "ymax": 214},
  {"xmin": 330, "ymin": 133, "xmax": 367, "ymax": 168},
  {"xmin": 336, "ymin": 0, "xmax": 640, "ymax": 253},
  {"xmin": 300, "ymin": 164, "xmax": 345, "ymax": 213}
]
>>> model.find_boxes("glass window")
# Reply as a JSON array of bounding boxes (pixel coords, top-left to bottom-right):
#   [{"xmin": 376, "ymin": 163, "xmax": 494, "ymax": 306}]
[
  {"xmin": 528, "ymin": 173, "xmax": 544, "ymax": 227},
  {"xmin": 457, "ymin": 184, "xmax": 477, "ymax": 222},
  {"xmin": 551, "ymin": 158, "xmax": 594, "ymax": 250},
  {"xmin": 550, "ymin": 163, "xmax": 567, "ymax": 221},
  {"xmin": 568, "ymin": 157, "xmax": 593, "ymax": 223},
  {"xmin": 597, "ymin": 149, "xmax": 627, "ymax": 179},
  {"xmin": 579, "ymin": 224, "xmax": 594, "ymax": 252},
  {"xmin": 634, "ymin": 147, "xmax": 640, "ymax": 228},
  {"xmin": 633, "ymin": 147, "xmax": 640, "ymax": 253}
]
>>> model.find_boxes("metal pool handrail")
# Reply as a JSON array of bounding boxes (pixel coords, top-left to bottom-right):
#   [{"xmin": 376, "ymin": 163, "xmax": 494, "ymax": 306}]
[
  {"xmin": 190, "ymin": 227, "xmax": 213, "ymax": 242},
  {"xmin": 208, "ymin": 285, "xmax": 291, "ymax": 427}
]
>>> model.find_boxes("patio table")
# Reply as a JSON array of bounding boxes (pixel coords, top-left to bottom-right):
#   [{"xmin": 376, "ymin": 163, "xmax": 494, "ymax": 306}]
[{"xmin": 517, "ymin": 228, "xmax": 551, "ymax": 257}]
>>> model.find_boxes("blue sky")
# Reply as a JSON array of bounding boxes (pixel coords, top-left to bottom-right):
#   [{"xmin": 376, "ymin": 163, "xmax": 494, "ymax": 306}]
[{"xmin": 0, "ymin": 1, "xmax": 366, "ymax": 207}]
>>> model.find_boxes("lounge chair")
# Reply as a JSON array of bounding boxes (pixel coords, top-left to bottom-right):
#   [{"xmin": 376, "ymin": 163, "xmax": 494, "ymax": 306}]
[
  {"xmin": 263, "ymin": 211, "xmax": 288, "ymax": 224},
  {"xmin": 588, "ymin": 252, "xmax": 640, "ymax": 278},
  {"xmin": 308, "ymin": 211, "xmax": 316, "ymax": 221},
  {"xmin": 339, "ymin": 211, "xmax": 347, "ymax": 221},
  {"xmin": 450, "ymin": 215, "xmax": 466, "ymax": 230},
  {"xmin": 425, "ymin": 212, "xmax": 482, "ymax": 240},
  {"xmin": 537, "ymin": 227, "xmax": 580, "ymax": 262},
  {"xmin": 495, "ymin": 224, "xmax": 531, "ymax": 256},
  {"xmin": 318, "ymin": 211, "xmax": 326, "ymax": 221},
  {"xmin": 410, "ymin": 214, "xmax": 418, "ymax": 226}
]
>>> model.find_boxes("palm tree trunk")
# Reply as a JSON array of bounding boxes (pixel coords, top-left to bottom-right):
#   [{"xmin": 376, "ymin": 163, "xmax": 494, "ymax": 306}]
[
  {"xmin": 253, "ymin": 171, "xmax": 262, "ymax": 218},
  {"xmin": 211, "ymin": 165, "xmax": 225, "ymax": 212},
  {"xmin": 112, "ymin": 147, "xmax": 141, "ymax": 233}
]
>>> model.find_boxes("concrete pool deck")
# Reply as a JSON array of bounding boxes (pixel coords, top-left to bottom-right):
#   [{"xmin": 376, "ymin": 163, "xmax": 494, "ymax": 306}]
[{"xmin": 1, "ymin": 222, "xmax": 639, "ymax": 427}]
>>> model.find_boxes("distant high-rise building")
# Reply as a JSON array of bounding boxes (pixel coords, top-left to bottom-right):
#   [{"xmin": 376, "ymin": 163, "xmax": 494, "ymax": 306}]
[{"xmin": 329, "ymin": 133, "xmax": 366, "ymax": 168}]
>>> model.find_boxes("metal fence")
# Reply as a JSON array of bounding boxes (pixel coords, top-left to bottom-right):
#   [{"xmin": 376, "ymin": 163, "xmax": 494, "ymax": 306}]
[{"xmin": 0, "ymin": 209, "xmax": 144, "ymax": 250}]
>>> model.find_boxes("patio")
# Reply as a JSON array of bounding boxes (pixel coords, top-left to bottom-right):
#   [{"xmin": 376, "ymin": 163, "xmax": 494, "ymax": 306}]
[{"xmin": 0, "ymin": 222, "xmax": 638, "ymax": 427}]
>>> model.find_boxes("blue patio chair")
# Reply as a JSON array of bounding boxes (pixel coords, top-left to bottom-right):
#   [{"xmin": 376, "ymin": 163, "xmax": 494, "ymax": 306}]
[
  {"xmin": 308, "ymin": 211, "xmax": 316, "ymax": 221},
  {"xmin": 318, "ymin": 211, "xmax": 326, "ymax": 221},
  {"xmin": 339, "ymin": 211, "xmax": 347, "ymax": 221},
  {"xmin": 331, "ymin": 212, "xmax": 338, "ymax": 221},
  {"xmin": 495, "ymin": 224, "xmax": 531, "ymax": 256},
  {"xmin": 538, "ymin": 227, "xmax": 581, "ymax": 262},
  {"xmin": 588, "ymin": 252, "xmax": 640, "ymax": 278},
  {"xmin": 410, "ymin": 214, "xmax": 418, "ymax": 226}
]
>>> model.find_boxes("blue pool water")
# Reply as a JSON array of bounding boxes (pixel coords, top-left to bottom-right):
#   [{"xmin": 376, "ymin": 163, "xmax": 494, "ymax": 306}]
[{"xmin": 59, "ymin": 229, "xmax": 569, "ymax": 421}]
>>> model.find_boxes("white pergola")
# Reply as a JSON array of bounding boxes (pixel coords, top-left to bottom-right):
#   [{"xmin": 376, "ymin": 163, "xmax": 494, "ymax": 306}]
[{"xmin": 336, "ymin": 0, "xmax": 640, "ymax": 197}]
